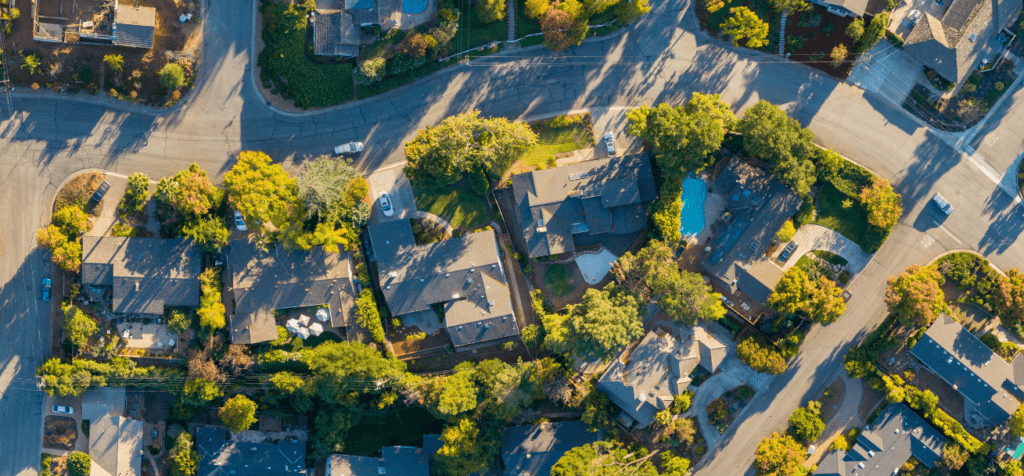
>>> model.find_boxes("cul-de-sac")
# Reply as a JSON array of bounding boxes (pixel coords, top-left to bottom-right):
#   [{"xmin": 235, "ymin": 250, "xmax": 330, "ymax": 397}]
[{"xmin": 4, "ymin": 0, "xmax": 1024, "ymax": 472}]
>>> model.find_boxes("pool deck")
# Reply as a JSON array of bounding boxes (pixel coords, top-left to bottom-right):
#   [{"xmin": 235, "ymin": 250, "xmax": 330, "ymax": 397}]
[{"xmin": 394, "ymin": 0, "xmax": 436, "ymax": 30}]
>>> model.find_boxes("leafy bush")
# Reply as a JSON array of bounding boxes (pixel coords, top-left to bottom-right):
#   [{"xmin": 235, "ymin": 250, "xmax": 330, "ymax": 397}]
[
  {"xmin": 158, "ymin": 63, "xmax": 186, "ymax": 89},
  {"xmin": 68, "ymin": 451, "xmax": 91, "ymax": 476},
  {"xmin": 737, "ymin": 336, "xmax": 788, "ymax": 374}
]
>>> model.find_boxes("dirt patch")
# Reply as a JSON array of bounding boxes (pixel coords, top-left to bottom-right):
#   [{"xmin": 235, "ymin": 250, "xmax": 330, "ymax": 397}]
[
  {"xmin": 50, "ymin": 455, "xmax": 69, "ymax": 476},
  {"xmin": 706, "ymin": 385, "xmax": 756, "ymax": 435},
  {"xmin": 43, "ymin": 415, "xmax": 78, "ymax": 450},
  {"xmin": 54, "ymin": 171, "xmax": 105, "ymax": 213},
  {"xmin": 785, "ymin": 6, "xmax": 858, "ymax": 78},
  {"xmin": 5, "ymin": 0, "xmax": 199, "ymax": 105},
  {"xmin": 530, "ymin": 259, "xmax": 610, "ymax": 311},
  {"xmin": 392, "ymin": 328, "xmax": 449, "ymax": 357},
  {"xmin": 819, "ymin": 377, "xmax": 845, "ymax": 423}
]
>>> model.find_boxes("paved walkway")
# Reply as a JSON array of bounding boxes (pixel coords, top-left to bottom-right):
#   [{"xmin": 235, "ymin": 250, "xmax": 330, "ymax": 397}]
[
  {"xmin": 506, "ymin": 0, "xmax": 516, "ymax": 41},
  {"xmin": 806, "ymin": 372, "xmax": 864, "ymax": 465},
  {"xmin": 778, "ymin": 224, "xmax": 873, "ymax": 274},
  {"xmin": 847, "ymin": 41, "xmax": 921, "ymax": 106}
]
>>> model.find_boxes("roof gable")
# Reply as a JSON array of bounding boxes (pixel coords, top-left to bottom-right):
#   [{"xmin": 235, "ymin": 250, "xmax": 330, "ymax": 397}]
[
  {"xmin": 501, "ymin": 422, "xmax": 602, "ymax": 476},
  {"xmin": 816, "ymin": 404, "xmax": 945, "ymax": 475},
  {"xmin": 113, "ymin": 5, "xmax": 156, "ymax": 48},
  {"xmin": 82, "ymin": 237, "xmax": 202, "ymax": 315}
]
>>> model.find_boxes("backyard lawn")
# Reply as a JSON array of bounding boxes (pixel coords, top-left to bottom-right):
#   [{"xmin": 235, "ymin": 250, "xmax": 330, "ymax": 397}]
[
  {"xmin": 813, "ymin": 183, "xmax": 872, "ymax": 249},
  {"xmin": 415, "ymin": 187, "xmax": 490, "ymax": 229},
  {"xmin": 813, "ymin": 250, "xmax": 848, "ymax": 267},
  {"xmin": 518, "ymin": 119, "xmax": 593, "ymax": 168},
  {"xmin": 543, "ymin": 263, "xmax": 576, "ymax": 297}
]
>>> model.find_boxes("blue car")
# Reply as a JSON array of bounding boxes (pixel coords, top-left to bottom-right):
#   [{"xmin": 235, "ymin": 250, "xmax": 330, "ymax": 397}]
[{"xmin": 41, "ymin": 277, "xmax": 52, "ymax": 302}]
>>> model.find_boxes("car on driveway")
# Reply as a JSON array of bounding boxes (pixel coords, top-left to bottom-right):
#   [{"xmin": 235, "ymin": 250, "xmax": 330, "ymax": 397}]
[
  {"xmin": 602, "ymin": 132, "xmax": 616, "ymax": 156},
  {"xmin": 90, "ymin": 181, "xmax": 111, "ymax": 203},
  {"xmin": 334, "ymin": 141, "xmax": 364, "ymax": 155},
  {"xmin": 41, "ymin": 277, "xmax": 51, "ymax": 302},
  {"xmin": 52, "ymin": 405, "xmax": 73, "ymax": 415},
  {"xmin": 779, "ymin": 241, "xmax": 798, "ymax": 261},
  {"xmin": 379, "ymin": 193, "xmax": 395, "ymax": 217},
  {"xmin": 932, "ymin": 193, "xmax": 953, "ymax": 215},
  {"xmin": 233, "ymin": 211, "xmax": 248, "ymax": 231}
]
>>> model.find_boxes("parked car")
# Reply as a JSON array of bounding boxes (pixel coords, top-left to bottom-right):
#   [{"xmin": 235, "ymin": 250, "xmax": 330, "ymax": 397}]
[
  {"xmin": 41, "ymin": 277, "xmax": 51, "ymax": 302},
  {"xmin": 932, "ymin": 193, "xmax": 953, "ymax": 215},
  {"xmin": 52, "ymin": 405, "xmax": 73, "ymax": 415},
  {"xmin": 90, "ymin": 181, "xmax": 111, "ymax": 203},
  {"xmin": 779, "ymin": 241, "xmax": 798, "ymax": 261},
  {"xmin": 334, "ymin": 141, "xmax": 364, "ymax": 155},
  {"xmin": 603, "ymin": 132, "xmax": 616, "ymax": 156},
  {"xmin": 233, "ymin": 211, "xmax": 248, "ymax": 231},
  {"xmin": 379, "ymin": 193, "xmax": 395, "ymax": 217}
]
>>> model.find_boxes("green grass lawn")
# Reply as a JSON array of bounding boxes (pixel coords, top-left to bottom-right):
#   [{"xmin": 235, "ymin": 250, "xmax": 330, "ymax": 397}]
[
  {"xmin": 519, "ymin": 122, "xmax": 592, "ymax": 167},
  {"xmin": 813, "ymin": 183, "xmax": 872, "ymax": 249},
  {"xmin": 813, "ymin": 250, "xmax": 848, "ymax": 267},
  {"xmin": 415, "ymin": 187, "xmax": 490, "ymax": 229},
  {"xmin": 516, "ymin": 0, "xmax": 543, "ymax": 38},
  {"xmin": 450, "ymin": 0, "xmax": 508, "ymax": 51},
  {"xmin": 544, "ymin": 263, "xmax": 575, "ymax": 297}
]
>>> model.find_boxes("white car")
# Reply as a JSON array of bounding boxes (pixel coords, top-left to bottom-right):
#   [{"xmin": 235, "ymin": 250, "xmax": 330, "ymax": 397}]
[
  {"xmin": 603, "ymin": 132, "xmax": 616, "ymax": 156},
  {"xmin": 379, "ymin": 192, "xmax": 395, "ymax": 217},
  {"xmin": 233, "ymin": 211, "xmax": 248, "ymax": 231},
  {"xmin": 52, "ymin": 405, "xmax": 73, "ymax": 415},
  {"xmin": 334, "ymin": 141, "xmax": 364, "ymax": 155},
  {"xmin": 932, "ymin": 193, "xmax": 953, "ymax": 215}
]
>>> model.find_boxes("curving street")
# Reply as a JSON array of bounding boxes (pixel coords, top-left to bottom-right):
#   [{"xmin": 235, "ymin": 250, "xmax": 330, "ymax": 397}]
[{"xmin": 2, "ymin": 0, "xmax": 1024, "ymax": 471}]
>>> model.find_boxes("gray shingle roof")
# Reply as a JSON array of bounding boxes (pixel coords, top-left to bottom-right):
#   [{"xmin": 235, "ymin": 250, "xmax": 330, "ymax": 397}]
[
  {"xmin": 904, "ymin": 0, "xmax": 1022, "ymax": 83},
  {"xmin": 82, "ymin": 237, "xmax": 201, "ymax": 315},
  {"xmin": 230, "ymin": 313, "xmax": 279, "ymax": 345},
  {"xmin": 313, "ymin": 11, "xmax": 360, "ymax": 57},
  {"xmin": 327, "ymin": 434, "xmax": 441, "ymax": 476},
  {"xmin": 699, "ymin": 158, "xmax": 802, "ymax": 304},
  {"xmin": 382, "ymin": 446, "xmax": 430, "ymax": 476},
  {"xmin": 196, "ymin": 426, "xmax": 307, "ymax": 476},
  {"xmin": 113, "ymin": 5, "xmax": 156, "ymax": 48},
  {"xmin": 328, "ymin": 455, "xmax": 380, "ymax": 476},
  {"xmin": 814, "ymin": 0, "xmax": 870, "ymax": 16},
  {"xmin": 501, "ymin": 421, "xmax": 602, "ymax": 476},
  {"xmin": 814, "ymin": 404, "xmax": 945, "ymax": 475},
  {"xmin": 90, "ymin": 415, "xmax": 143, "ymax": 476},
  {"xmin": 510, "ymin": 154, "xmax": 656, "ymax": 258},
  {"xmin": 368, "ymin": 222, "xmax": 519, "ymax": 348},
  {"xmin": 227, "ymin": 239, "xmax": 357, "ymax": 339},
  {"xmin": 910, "ymin": 313, "xmax": 1023, "ymax": 423},
  {"xmin": 598, "ymin": 329, "xmax": 725, "ymax": 427}
]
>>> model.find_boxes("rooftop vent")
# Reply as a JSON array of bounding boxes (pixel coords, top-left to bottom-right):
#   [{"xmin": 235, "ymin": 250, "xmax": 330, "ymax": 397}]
[
  {"xmin": 468, "ymin": 278, "xmax": 473, "ymax": 284},
  {"xmin": 134, "ymin": 282, "xmax": 139, "ymax": 291},
  {"xmin": 470, "ymin": 268, "xmax": 475, "ymax": 273},
  {"xmin": 452, "ymin": 293, "xmax": 460, "ymax": 299},
  {"xmin": 446, "ymin": 273, "xmax": 450, "ymax": 278}
]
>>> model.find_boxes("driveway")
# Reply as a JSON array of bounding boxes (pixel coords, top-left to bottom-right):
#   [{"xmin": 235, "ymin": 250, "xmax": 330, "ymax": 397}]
[
  {"xmin": 44, "ymin": 395, "xmax": 87, "ymax": 454},
  {"xmin": 588, "ymin": 107, "xmax": 643, "ymax": 158},
  {"xmin": 848, "ymin": 42, "xmax": 922, "ymax": 106},
  {"xmin": 778, "ymin": 224, "xmax": 873, "ymax": 274},
  {"xmin": 366, "ymin": 166, "xmax": 417, "ymax": 224}
]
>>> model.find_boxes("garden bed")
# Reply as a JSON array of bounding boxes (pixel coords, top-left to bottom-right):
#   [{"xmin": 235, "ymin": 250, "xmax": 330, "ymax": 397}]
[
  {"xmin": 784, "ymin": 6, "xmax": 858, "ymax": 78},
  {"xmin": 818, "ymin": 377, "xmax": 844, "ymax": 423},
  {"xmin": 902, "ymin": 60, "xmax": 1017, "ymax": 131},
  {"xmin": 706, "ymin": 385, "xmax": 756, "ymax": 435},
  {"xmin": 697, "ymin": 0, "xmax": 780, "ymax": 54},
  {"xmin": 43, "ymin": 416, "xmax": 77, "ymax": 451}
]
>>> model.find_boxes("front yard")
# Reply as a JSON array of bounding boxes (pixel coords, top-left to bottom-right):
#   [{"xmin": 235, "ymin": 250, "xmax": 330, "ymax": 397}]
[
  {"xmin": 414, "ymin": 186, "xmax": 491, "ymax": 230},
  {"xmin": 706, "ymin": 385, "xmax": 756, "ymax": 435},
  {"xmin": 902, "ymin": 60, "xmax": 1018, "ymax": 131}
]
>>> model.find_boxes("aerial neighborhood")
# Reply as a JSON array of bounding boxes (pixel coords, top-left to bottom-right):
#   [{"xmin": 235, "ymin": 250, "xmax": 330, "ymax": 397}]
[{"xmin": 6, "ymin": 0, "xmax": 1024, "ymax": 471}]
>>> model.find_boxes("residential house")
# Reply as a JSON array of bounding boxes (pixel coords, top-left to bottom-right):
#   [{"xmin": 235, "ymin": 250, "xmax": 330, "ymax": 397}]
[
  {"xmin": 368, "ymin": 220, "xmax": 519, "ymax": 351},
  {"xmin": 82, "ymin": 388, "xmax": 144, "ymax": 476},
  {"xmin": 502, "ymin": 421, "xmax": 602, "ymax": 476},
  {"xmin": 814, "ymin": 403, "xmax": 946, "ymax": 475},
  {"xmin": 699, "ymin": 158, "xmax": 803, "ymax": 306},
  {"xmin": 327, "ymin": 435, "xmax": 442, "ymax": 476},
  {"xmin": 81, "ymin": 237, "xmax": 202, "ymax": 315},
  {"xmin": 807, "ymin": 0, "xmax": 870, "ymax": 17},
  {"xmin": 226, "ymin": 239, "xmax": 357, "ymax": 344},
  {"xmin": 598, "ymin": 328, "xmax": 727, "ymax": 428},
  {"xmin": 33, "ymin": 0, "xmax": 156, "ymax": 49},
  {"xmin": 910, "ymin": 313, "xmax": 1024, "ymax": 425},
  {"xmin": 196, "ymin": 426, "xmax": 308, "ymax": 476},
  {"xmin": 311, "ymin": 0, "xmax": 402, "ymax": 57},
  {"xmin": 507, "ymin": 153, "xmax": 656, "ymax": 258},
  {"xmin": 903, "ymin": 0, "xmax": 1022, "ymax": 85}
]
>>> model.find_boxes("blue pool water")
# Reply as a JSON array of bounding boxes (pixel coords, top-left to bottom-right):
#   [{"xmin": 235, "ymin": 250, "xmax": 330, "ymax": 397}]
[
  {"xmin": 403, "ymin": 0, "xmax": 428, "ymax": 14},
  {"xmin": 679, "ymin": 178, "xmax": 706, "ymax": 236}
]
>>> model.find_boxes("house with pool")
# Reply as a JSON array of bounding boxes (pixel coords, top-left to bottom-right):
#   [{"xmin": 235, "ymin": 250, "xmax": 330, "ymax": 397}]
[
  {"xmin": 504, "ymin": 153, "xmax": 656, "ymax": 259},
  {"xmin": 699, "ymin": 158, "xmax": 803, "ymax": 319}
]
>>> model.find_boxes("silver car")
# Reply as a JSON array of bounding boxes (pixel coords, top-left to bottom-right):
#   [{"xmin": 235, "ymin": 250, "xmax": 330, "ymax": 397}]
[
  {"xmin": 603, "ymin": 132, "xmax": 616, "ymax": 156},
  {"xmin": 932, "ymin": 193, "xmax": 953, "ymax": 215}
]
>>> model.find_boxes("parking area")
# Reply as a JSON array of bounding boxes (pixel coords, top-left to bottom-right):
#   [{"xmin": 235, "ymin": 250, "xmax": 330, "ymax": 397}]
[
  {"xmin": 365, "ymin": 166, "xmax": 417, "ymax": 224},
  {"xmin": 848, "ymin": 41, "xmax": 923, "ymax": 105}
]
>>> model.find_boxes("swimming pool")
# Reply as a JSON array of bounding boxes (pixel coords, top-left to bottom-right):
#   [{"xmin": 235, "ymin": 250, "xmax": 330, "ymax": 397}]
[
  {"xmin": 403, "ymin": 0, "xmax": 428, "ymax": 14},
  {"xmin": 679, "ymin": 177, "xmax": 706, "ymax": 236}
]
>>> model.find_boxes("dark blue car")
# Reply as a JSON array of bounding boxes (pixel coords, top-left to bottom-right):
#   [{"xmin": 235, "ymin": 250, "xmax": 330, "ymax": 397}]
[{"xmin": 41, "ymin": 277, "xmax": 52, "ymax": 302}]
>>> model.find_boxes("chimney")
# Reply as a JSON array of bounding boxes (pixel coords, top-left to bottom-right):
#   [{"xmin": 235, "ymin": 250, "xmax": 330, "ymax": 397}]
[{"xmin": 134, "ymin": 282, "xmax": 139, "ymax": 291}]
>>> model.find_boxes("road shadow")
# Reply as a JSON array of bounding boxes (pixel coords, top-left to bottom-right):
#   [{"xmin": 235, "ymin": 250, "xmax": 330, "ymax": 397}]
[{"xmin": 979, "ymin": 186, "xmax": 1024, "ymax": 255}]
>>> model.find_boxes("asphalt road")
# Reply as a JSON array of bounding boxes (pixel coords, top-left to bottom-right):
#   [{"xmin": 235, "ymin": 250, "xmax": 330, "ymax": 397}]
[{"xmin": 1, "ymin": 0, "xmax": 1023, "ymax": 471}]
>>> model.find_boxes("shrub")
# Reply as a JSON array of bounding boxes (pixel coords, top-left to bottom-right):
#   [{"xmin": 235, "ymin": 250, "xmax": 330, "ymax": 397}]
[
  {"xmin": 963, "ymin": 83, "xmax": 977, "ymax": 93},
  {"xmin": 103, "ymin": 54, "xmax": 125, "ymax": 73},
  {"xmin": 159, "ymin": 63, "xmax": 186, "ymax": 89},
  {"xmin": 996, "ymin": 82, "xmax": 1006, "ymax": 91},
  {"xmin": 68, "ymin": 451, "xmax": 91, "ymax": 476},
  {"xmin": 737, "ymin": 336, "xmax": 788, "ymax": 374},
  {"xmin": 776, "ymin": 220, "xmax": 796, "ymax": 242},
  {"xmin": 355, "ymin": 57, "xmax": 386, "ymax": 85}
]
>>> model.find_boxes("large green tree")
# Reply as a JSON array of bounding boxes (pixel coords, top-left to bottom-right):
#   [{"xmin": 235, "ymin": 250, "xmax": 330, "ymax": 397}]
[
  {"xmin": 180, "ymin": 215, "xmax": 230, "ymax": 253},
  {"xmin": 295, "ymin": 155, "xmax": 369, "ymax": 226},
  {"xmin": 171, "ymin": 432, "xmax": 198, "ymax": 476},
  {"xmin": 859, "ymin": 177, "xmax": 902, "ymax": 229},
  {"xmin": 625, "ymin": 94, "xmax": 736, "ymax": 178},
  {"xmin": 121, "ymin": 172, "xmax": 150, "ymax": 215},
  {"xmin": 433, "ymin": 419, "xmax": 501, "ymax": 476},
  {"xmin": 405, "ymin": 111, "xmax": 538, "ymax": 186},
  {"xmin": 301, "ymin": 341, "xmax": 407, "ymax": 406},
  {"xmin": 998, "ymin": 268, "xmax": 1024, "ymax": 325},
  {"xmin": 63, "ymin": 305, "xmax": 99, "ymax": 354},
  {"xmin": 37, "ymin": 224, "xmax": 83, "ymax": 272},
  {"xmin": 155, "ymin": 163, "xmax": 218, "ymax": 217},
  {"xmin": 548, "ymin": 285, "xmax": 644, "ymax": 362},
  {"xmin": 768, "ymin": 267, "xmax": 846, "ymax": 324},
  {"xmin": 614, "ymin": 0, "xmax": 650, "ymax": 23},
  {"xmin": 551, "ymin": 441, "xmax": 659, "ymax": 475},
  {"xmin": 198, "ymin": 268, "xmax": 226, "ymax": 330},
  {"xmin": 736, "ymin": 100, "xmax": 817, "ymax": 195},
  {"xmin": 477, "ymin": 0, "xmax": 505, "ymax": 23},
  {"xmin": 426, "ymin": 371, "xmax": 479, "ymax": 420},
  {"xmin": 68, "ymin": 451, "xmax": 92, "ymax": 476},
  {"xmin": 721, "ymin": 7, "xmax": 770, "ymax": 48},
  {"xmin": 754, "ymin": 432, "xmax": 808, "ymax": 476},
  {"xmin": 613, "ymin": 240, "xmax": 724, "ymax": 324},
  {"xmin": 788, "ymin": 401, "xmax": 824, "ymax": 443},
  {"xmin": 885, "ymin": 265, "xmax": 946, "ymax": 326},
  {"xmin": 355, "ymin": 289, "xmax": 385, "ymax": 344},
  {"xmin": 219, "ymin": 394, "xmax": 258, "ymax": 433},
  {"xmin": 223, "ymin": 151, "xmax": 297, "ymax": 233},
  {"xmin": 738, "ymin": 336, "xmax": 788, "ymax": 374}
]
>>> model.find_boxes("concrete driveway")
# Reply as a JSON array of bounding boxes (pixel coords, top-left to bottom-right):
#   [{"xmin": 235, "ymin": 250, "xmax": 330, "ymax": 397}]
[
  {"xmin": 366, "ymin": 166, "xmax": 417, "ymax": 224},
  {"xmin": 44, "ymin": 394, "xmax": 87, "ymax": 454},
  {"xmin": 778, "ymin": 224, "xmax": 873, "ymax": 274},
  {"xmin": 848, "ymin": 42, "xmax": 922, "ymax": 106}
]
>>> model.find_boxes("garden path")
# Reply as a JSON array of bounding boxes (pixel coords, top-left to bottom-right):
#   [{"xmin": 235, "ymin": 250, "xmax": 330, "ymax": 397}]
[{"xmin": 779, "ymin": 224, "xmax": 873, "ymax": 274}]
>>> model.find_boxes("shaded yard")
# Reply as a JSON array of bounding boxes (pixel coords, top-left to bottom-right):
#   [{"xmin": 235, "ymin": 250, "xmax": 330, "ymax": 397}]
[
  {"xmin": 813, "ymin": 183, "xmax": 879, "ymax": 251},
  {"xmin": 543, "ymin": 263, "xmax": 576, "ymax": 297},
  {"xmin": 342, "ymin": 407, "xmax": 445, "ymax": 456}
]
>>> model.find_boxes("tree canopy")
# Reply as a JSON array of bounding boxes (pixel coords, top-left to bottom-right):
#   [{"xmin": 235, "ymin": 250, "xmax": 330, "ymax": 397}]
[
  {"xmin": 477, "ymin": 0, "xmax": 506, "ymax": 22},
  {"xmin": 171, "ymin": 432, "xmax": 198, "ymax": 476},
  {"xmin": 788, "ymin": 401, "xmax": 824, "ymax": 443},
  {"xmin": 736, "ymin": 100, "xmax": 817, "ymax": 195},
  {"xmin": 219, "ymin": 395, "xmax": 258, "ymax": 433},
  {"xmin": 615, "ymin": 0, "xmax": 650, "ymax": 23},
  {"xmin": 998, "ymin": 268, "xmax": 1024, "ymax": 325},
  {"xmin": 68, "ymin": 451, "xmax": 92, "ymax": 476},
  {"xmin": 295, "ymin": 155, "xmax": 369, "ymax": 226},
  {"xmin": 721, "ymin": 7, "xmax": 770, "ymax": 48},
  {"xmin": 63, "ymin": 305, "xmax": 99, "ymax": 353},
  {"xmin": 433, "ymin": 419, "xmax": 501, "ymax": 476},
  {"xmin": 404, "ymin": 110, "xmax": 538, "ymax": 187},
  {"xmin": 768, "ymin": 266, "xmax": 846, "ymax": 324},
  {"xmin": 223, "ymin": 151, "xmax": 297, "ymax": 234},
  {"xmin": 885, "ymin": 265, "xmax": 946, "ymax": 326},
  {"xmin": 754, "ymin": 432, "xmax": 808, "ymax": 476},
  {"xmin": 625, "ymin": 94, "xmax": 736, "ymax": 178},
  {"xmin": 300, "ymin": 341, "xmax": 407, "ymax": 406},
  {"xmin": 551, "ymin": 441, "xmax": 659, "ymax": 476},
  {"xmin": 859, "ymin": 177, "xmax": 902, "ymax": 229},
  {"xmin": 547, "ymin": 285, "xmax": 644, "ymax": 362},
  {"xmin": 37, "ymin": 223, "xmax": 83, "ymax": 272},
  {"xmin": 613, "ymin": 240, "xmax": 725, "ymax": 325},
  {"xmin": 155, "ymin": 163, "xmax": 218, "ymax": 217},
  {"xmin": 738, "ymin": 336, "xmax": 788, "ymax": 374},
  {"xmin": 426, "ymin": 371, "xmax": 479, "ymax": 420}
]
